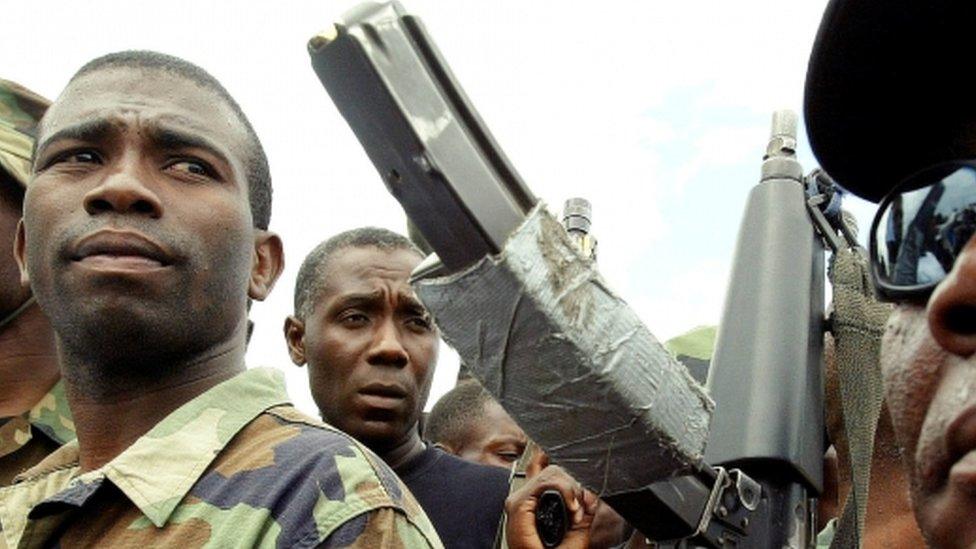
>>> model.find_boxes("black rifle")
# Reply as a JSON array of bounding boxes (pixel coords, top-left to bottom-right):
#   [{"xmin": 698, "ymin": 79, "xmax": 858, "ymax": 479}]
[{"xmin": 308, "ymin": 4, "xmax": 845, "ymax": 546}]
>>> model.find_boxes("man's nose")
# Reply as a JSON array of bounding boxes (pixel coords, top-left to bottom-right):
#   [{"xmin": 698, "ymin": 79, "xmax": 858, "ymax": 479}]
[
  {"xmin": 83, "ymin": 159, "xmax": 163, "ymax": 218},
  {"xmin": 366, "ymin": 319, "xmax": 409, "ymax": 368},
  {"xmin": 928, "ymin": 235, "xmax": 976, "ymax": 357}
]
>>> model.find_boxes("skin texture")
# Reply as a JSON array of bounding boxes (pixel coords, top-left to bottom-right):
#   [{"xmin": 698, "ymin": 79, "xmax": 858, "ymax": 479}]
[
  {"xmin": 15, "ymin": 67, "xmax": 283, "ymax": 471},
  {"xmin": 449, "ymin": 399, "xmax": 528, "ymax": 469},
  {"xmin": 880, "ymin": 234, "xmax": 976, "ymax": 548},
  {"xmin": 0, "ymin": 174, "xmax": 59, "ymax": 419},
  {"xmin": 284, "ymin": 246, "xmax": 438, "ymax": 469}
]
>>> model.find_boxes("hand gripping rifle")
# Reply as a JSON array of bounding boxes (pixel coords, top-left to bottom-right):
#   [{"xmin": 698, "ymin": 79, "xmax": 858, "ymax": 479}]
[{"xmin": 308, "ymin": 4, "xmax": 847, "ymax": 546}]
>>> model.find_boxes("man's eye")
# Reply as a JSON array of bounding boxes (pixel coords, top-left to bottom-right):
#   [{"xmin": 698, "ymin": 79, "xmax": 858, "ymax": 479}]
[
  {"xmin": 406, "ymin": 316, "xmax": 432, "ymax": 331},
  {"xmin": 37, "ymin": 149, "xmax": 103, "ymax": 173},
  {"xmin": 64, "ymin": 151, "xmax": 100, "ymax": 164},
  {"xmin": 46, "ymin": 150, "xmax": 101, "ymax": 167},
  {"xmin": 496, "ymin": 451, "xmax": 520, "ymax": 463},
  {"xmin": 339, "ymin": 312, "xmax": 370, "ymax": 326},
  {"xmin": 166, "ymin": 159, "xmax": 216, "ymax": 179}
]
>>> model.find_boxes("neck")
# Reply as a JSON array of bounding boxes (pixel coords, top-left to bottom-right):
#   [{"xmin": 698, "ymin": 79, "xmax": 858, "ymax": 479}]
[
  {"xmin": 837, "ymin": 445, "xmax": 924, "ymax": 548},
  {"xmin": 862, "ymin": 457, "xmax": 924, "ymax": 549},
  {"xmin": 380, "ymin": 424, "xmax": 426, "ymax": 472},
  {"xmin": 0, "ymin": 302, "xmax": 60, "ymax": 418},
  {"xmin": 62, "ymin": 332, "xmax": 247, "ymax": 472}
]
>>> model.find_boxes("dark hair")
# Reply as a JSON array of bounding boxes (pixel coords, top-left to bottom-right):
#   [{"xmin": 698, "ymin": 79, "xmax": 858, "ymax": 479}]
[
  {"xmin": 68, "ymin": 50, "xmax": 272, "ymax": 229},
  {"xmin": 293, "ymin": 227, "xmax": 423, "ymax": 319},
  {"xmin": 424, "ymin": 380, "xmax": 494, "ymax": 446}
]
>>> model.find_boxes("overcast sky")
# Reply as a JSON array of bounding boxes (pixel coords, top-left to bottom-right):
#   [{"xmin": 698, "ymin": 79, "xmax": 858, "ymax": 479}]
[{"xmin": 2, "ymin": 0, "xmax": 868, "ymax": 417}]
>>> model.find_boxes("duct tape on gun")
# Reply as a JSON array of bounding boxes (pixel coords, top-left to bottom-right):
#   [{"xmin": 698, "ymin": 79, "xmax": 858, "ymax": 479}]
[{"xmin": 306, "ymin": 3, "xmax": 839, "ymax": 547}]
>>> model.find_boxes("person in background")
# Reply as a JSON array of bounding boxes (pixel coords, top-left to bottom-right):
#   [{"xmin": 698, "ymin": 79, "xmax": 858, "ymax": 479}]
[
  {"xmin": 0, "ymin": 79, "xmax": 73, "ymax": 486},
  {"xmin": 285, "ymin": 227, "xmax": 509, "ymax": 548},
  {"xmin": 425, "ymin": 379, "xmax": 527, "ymax": 469}
]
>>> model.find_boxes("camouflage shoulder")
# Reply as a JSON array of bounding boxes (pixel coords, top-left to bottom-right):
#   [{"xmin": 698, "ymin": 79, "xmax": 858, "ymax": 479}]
[
  {"xmin": 259, "ymin": 406, "xmax": 442, "ymax": 546},
  {"xmin": 28, "ymin": 381, "xmax": 76, "ymax": 445},
  {"xmin": 318, "ymin": 506, "xmax": 443, "ymax": 548},
  {"xmin": 0, "ymin": 416, "xmax": 31, "ymax": 460}
]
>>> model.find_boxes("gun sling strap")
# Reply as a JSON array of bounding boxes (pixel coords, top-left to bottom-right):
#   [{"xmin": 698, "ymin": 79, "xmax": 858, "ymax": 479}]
[{"xmin": 828, "ymin": 247, "xmax": 892, "ymax": 549}]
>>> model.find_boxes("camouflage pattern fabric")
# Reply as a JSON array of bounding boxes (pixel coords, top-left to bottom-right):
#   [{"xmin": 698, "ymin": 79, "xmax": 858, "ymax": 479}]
[
  {"xmin": 0, "ymin": 368, "xmax": 443, "ymax": 548},
  {"xmin": 0, "ymin": 382, "xmax": 74, "ymax": 486},
  {"xmin": 0, "ymin": 79, "xmax": 49, "ymax": 187}
]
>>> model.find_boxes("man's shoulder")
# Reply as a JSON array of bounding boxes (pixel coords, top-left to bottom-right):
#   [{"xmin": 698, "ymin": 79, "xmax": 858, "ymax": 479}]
[
  {"xmin": 185, "ymin": 403, "xmax": 440, "ymax": 547},
  {"xmin": 229, "ymin": 404, "xmax": 412, "ymax": 507}
]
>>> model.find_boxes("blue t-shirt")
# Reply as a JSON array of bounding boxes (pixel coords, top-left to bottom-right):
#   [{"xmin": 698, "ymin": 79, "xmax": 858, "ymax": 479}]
[{"xmin": 396, "ymin": 445, "xmax": 510, "ymax": 549}]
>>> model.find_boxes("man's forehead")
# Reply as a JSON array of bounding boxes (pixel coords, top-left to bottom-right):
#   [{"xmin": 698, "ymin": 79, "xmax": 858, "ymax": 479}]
[
  {"xmin": 484, "ymin": 400, "xmax": 519, "ymax": 429},
  {"xmin": 42, "ymin": 67, "xmax": 245, "ymax": 150},
  {"xmin": 324, "ymin": 246, "xmax": 422, "ymax": 294}
]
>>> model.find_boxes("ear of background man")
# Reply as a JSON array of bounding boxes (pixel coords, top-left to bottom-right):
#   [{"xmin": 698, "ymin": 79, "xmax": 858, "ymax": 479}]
[{"xmin": 283, "ymin": 314, "xmax": 307, "ymax": 366}]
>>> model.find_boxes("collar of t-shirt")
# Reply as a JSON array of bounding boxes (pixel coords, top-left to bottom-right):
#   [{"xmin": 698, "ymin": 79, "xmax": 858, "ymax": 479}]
[{"xmin": 394, "ymin": 444, "xmax": 447, "ymax": 482}]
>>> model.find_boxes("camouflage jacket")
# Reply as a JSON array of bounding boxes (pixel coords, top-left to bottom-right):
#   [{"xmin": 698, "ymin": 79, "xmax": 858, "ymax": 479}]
[
  {"xmin": 0, "ymin": 368, "xmax": 443, "ymax": 548},
  {"xmin": 0, "ymin": 381, "xmax": 75, "ymax": 486}
]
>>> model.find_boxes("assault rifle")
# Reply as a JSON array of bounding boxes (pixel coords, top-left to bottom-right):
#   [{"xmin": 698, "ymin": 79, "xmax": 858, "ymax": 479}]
[{"xmin": 308, "ymin": 3, "xmax": 849, "ymax": 546}]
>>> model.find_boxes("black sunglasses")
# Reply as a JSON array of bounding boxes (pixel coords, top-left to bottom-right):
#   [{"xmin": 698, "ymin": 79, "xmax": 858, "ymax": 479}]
[{"xmin": 870, "ymin": 161, "xmax": 976, "ymax": 302}]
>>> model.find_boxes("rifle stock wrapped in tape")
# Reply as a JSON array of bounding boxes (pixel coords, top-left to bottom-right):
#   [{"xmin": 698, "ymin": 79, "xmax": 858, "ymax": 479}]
[{"xmin": 414, "ymin": 203, "xmax": 714, "ymax": 495}]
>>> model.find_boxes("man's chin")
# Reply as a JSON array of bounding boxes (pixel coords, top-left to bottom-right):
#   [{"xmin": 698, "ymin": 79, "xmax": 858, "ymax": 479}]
[
  {"xmin": 53, "ymin": 299, "xmax": 195, "ymax": 362},
  {"xmin": 337, "ymin": 418, "xmax": 408, "ymax": 452}
]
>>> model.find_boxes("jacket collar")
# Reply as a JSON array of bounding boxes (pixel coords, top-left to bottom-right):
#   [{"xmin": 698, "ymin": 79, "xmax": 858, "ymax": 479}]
[{"xmin": 0, "ymin": 367, "xmax": 290, "ymax": 545}]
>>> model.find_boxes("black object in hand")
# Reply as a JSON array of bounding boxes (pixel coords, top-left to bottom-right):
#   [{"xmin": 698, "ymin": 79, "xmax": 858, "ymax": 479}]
[{"xmin": 535, "ymin": 489, "xmax": 568, "ymax": 548}]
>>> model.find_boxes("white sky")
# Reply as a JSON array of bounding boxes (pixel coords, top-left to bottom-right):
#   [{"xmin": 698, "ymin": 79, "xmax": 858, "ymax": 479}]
[{"xmin": 2, "ymin": 0, "xmax": 871, "ymax": 417}]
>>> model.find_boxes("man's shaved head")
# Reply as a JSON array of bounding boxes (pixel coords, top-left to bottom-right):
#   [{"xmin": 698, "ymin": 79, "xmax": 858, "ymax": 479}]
[
  {"xmin": 50, "ymin": 50, "xmax": 272, "ymax": 230},
  {"xmin": 293, "ymin": 227, "xmax": 422, "ymax": 319},
  {"xmin": 426, "ymin": 380, "xmax": 527, "ymax": 469},
  {"xmin": 425, "ymin": 380, "xmax": 494, "ymax": 447}
]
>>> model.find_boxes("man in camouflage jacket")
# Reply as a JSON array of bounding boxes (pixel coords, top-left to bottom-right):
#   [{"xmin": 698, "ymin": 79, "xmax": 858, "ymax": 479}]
[
  {"xmin": 0, "ymin": 79, "xmax": 74, "ymax": 487},
  {"xmin": 0, "ymin": 51, "xmax": 442, "ymax": 548}
]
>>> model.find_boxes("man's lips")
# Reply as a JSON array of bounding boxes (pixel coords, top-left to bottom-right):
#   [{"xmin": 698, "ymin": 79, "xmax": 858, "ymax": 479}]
[
  {"xmin": 358, "ymin": 382, "xmax": 409, "ymax": 399},
  {"xmin": 71, "ymin": 230, "xmax": 174, "ymax": 270},
  {"xmin": 357, "ymin": 383, "xmax": 409, "ymax": 409},
  {"xmin": 943, "ymin": 404, "xmax": 976, "ymax": 488}
]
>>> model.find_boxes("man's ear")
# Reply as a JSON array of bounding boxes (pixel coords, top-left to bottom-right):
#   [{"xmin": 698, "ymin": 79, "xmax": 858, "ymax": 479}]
[
  {"xmin": 283, "ymin": 315, "xmax": 307, "ymax": 366},
  {"xmin": 13, "ymin": 219, "xmax": 29, "ymax": 287},
  {"xmin": 249, "ymin": 231, "xmax": 284, "ymax": 301}
]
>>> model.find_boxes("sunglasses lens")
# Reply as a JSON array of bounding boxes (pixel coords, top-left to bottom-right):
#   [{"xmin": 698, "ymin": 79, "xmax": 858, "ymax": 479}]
[{"xmin": 874, "ymin": 165, "xmax": 976, "ymax": 292}]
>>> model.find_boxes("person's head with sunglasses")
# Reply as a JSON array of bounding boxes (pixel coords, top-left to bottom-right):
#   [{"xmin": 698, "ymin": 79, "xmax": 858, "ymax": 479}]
[{"xmin": 807, "ymin": 1, "xmax": 976, "ymax": 545}]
